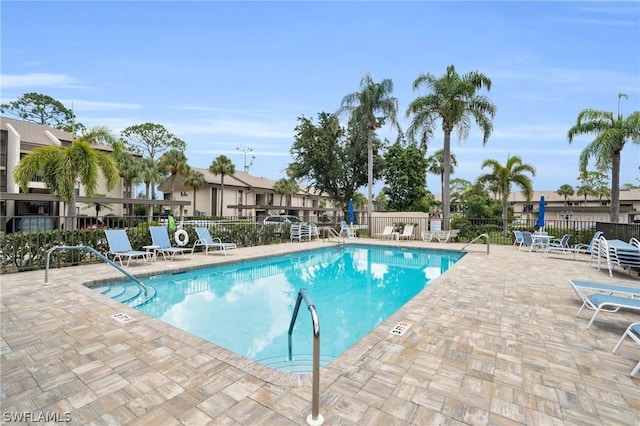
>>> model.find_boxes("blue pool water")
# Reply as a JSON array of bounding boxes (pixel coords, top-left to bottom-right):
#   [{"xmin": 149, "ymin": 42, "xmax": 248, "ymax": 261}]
[{"xmin": 99, "ymin": 245, "xmax": 463, "ymax": 372}]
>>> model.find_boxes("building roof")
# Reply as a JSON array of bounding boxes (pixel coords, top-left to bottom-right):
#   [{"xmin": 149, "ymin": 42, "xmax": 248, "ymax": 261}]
[{"xmin": 1, "ymin": 116, "xmax": 114, "ymax": 152}]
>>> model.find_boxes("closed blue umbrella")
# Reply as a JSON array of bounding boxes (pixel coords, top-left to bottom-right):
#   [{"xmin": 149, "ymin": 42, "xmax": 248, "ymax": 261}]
[
  {"xmin": 348, "ymin": 199, "xmax": 355, "ymax": 224},
  {"xmin": 536, "ymin": 195, "xmax": 546, "ymax": 230}
]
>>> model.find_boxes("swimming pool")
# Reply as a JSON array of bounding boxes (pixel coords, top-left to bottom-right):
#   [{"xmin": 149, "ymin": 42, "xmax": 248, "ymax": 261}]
[{"xmin": 98, "ymin": 244, "xmax": 463, "ymax": 372}]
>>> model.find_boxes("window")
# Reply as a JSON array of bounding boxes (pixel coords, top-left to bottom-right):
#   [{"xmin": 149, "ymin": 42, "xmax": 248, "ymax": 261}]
[{"xmin": 237, "ymin": 190, "xmax": 243, "ymax": 205}]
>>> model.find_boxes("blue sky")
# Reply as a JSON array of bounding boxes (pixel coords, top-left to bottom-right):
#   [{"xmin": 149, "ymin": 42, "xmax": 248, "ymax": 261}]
[{"xmin": 2, "ymin": 1, "xmax": 639, "ymax": 194}]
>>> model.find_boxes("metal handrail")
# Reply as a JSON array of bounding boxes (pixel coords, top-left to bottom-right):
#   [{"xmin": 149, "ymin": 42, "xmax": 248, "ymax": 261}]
[
  {"xmin": 461, "ymin": 233, "xmax": 490, "ymax": 255},
  {"xmin": 288, "ymin": 288, "xmax": 323, "ymax": 425},
  {"xmin": 44, "ymin": 245, "xmax": 148, "ymax": 294},
  {"xmin": 323, "ymin": 227, "xmax": 345, "ymax": 244}
]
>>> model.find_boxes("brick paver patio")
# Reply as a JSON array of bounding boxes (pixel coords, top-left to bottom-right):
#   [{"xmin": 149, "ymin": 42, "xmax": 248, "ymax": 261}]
[{"xmin": 1, "ymin": 239, "xmax": 639, "ymax": 425}]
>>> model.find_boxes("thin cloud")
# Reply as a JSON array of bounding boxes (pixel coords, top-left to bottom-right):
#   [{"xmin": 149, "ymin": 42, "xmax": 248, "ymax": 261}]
[{"xmin": 0, "ymin": 73, "xmax": 83, "ymax": 89}]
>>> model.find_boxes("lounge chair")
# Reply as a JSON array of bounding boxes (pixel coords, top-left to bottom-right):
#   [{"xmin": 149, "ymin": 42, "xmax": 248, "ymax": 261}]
[
  {"xmin": 149, "ymin": 225, "xmax": 192, "ymax": 260},
  {"xmin": 519, "ymin": 231, "xmax": 544, "ymax": 252},
  {"xmin": 576, "ymin": 293, "xmax": 640, "ymax": 328},
  {"xmin": 544, "ymin": 234, "xmax": 571, "ymax": 256},
  {"xmin": 630, "ymin": 237, "xmax": 640, "ymax": 249},
  {"xmin": 568, "ymin": 279, "xmax": 640, "ymax": 304},
  {"xmin": 193, "ymin": 227, "xmax": 238, "ymax": 255},
  {"xmin": 612, "ymin": 322, "xmax": 640, "ymax": 376},
  {"xmin": 573, "ymin": 231, "xmax": 603, "ymax": 259},
  {"xmin": 376, "ymin": 226, "xmax": 394, "ymax": 240},
  {"xmin": 398, "ymin": 224, "xmax": 415, "ymax": 240},
  {"xmin": 104, "ymin": 229, "xmax": 149, "ymax": 267},
  {"xmin": 436, "ymin": 230, "xmax": 452, "ymax": 243}
]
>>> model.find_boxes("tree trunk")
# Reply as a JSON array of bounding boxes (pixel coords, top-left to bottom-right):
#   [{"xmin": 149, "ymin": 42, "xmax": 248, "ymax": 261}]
[
  {"xmin": 442, "ymin": 130, "xmax": 452, "ymax": 230},
  {"xmin": 66, "ymin": 198, "xmax": 76, "ymax": 230},
  {"xmin": 610, "ymin": 149, "xmax": 621, "ymax": 223},
  {"xmin": 220, "ymin": 176, "xmax": 225, "ymax": 218},
  {"xmin": 367, "ymin": 129, "xmax": 374, "ymax": 235}
]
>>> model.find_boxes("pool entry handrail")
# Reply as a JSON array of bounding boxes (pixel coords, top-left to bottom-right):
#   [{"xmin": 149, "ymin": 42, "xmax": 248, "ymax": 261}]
[
  {"xmin": 288, "ymin": 288, "xmax": 324, "ymax": 425},
  {"xmin": 461, "ymin": 233, "xmax": 490, "ymax": 255},
  {"xmin": 44, "ymin": 245, "xmax": 148, "ymax": 294}
]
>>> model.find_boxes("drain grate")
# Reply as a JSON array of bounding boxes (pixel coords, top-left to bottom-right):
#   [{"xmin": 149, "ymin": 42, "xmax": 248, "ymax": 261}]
[
  {"xmin": 390, "ymin": 321, "xmax": 412, "ymax": 336},
  {"xmin": 111, "ymin": 313, "xmax": 136, "ymax": 323}
]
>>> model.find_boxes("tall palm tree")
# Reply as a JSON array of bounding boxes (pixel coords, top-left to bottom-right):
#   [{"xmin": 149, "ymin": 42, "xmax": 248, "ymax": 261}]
[
  {"xmin": 556, "ymin": 184, "xmax": 575, "ymax": 206},
  {"xmin": 209, "ymin": 155, "xmax": 236, "ymax": 216},
  {"xmin": 113, "ymin": 149, "xmax": 142, "ymax": 218},
  {"xmin": 13, "ymin": 126, "xmax": 120, "ymax": 230},
  {"xmin": 338, "ymin": 73, "xmax": 399, "ymax": 233},
  {"xmin": 139, "ymin": 157, "xmax": 164, "ymax": 222},
  {"xmin": 476, "ymin": 155, "xmax": 535, "ymax": 235},
  {"xmin": 567, "ymin": 94, "xmax": 640, "ymax": 222},
  {"xmin": 406, "ymin": 65, "xmax": 496, "ymax": 229},
  {"xmin": 183, "ymin": 168, "xmax": 205, "ymax": 216},
  {"xmin": 159, "ymin": 149, "xmax": 190, "ymax": 215},
  {"xmin": 426, "ymin": 148, "xmax": 458, "ymax": 199}
]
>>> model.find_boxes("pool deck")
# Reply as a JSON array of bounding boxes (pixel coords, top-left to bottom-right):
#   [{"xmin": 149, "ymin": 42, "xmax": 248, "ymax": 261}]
[{"xmin": 1, "ymin": 238, "xmax": 639, "ymax": 425}]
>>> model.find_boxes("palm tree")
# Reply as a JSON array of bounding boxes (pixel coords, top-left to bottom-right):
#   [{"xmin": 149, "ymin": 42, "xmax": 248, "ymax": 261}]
[
  {"xmin": 82, "ymin": 193, "xmax": 113, "ymax": 218},
  {"xmin": 139, "ymin": 157, "xmax": 164, "ymax": 222},
  {"xmin": 567, "ymin": 93, "xmax": 640, "ymax": 222},
  {"xmin": 13, "ymin": 126, "xmax": 119, "ymax": 230},
  {"xmin": 426, "ymin": 148, "xmax": 458, "ymax": 199},
  {"xmin": 476, "ymin": 155, "xmax": 535, "ymax": 235},
  {"xmin": 338, "ymin": 73, "xmax": 399, "ymax": 233},
  {"xmin": 183, "ymin": 168, "xmax": 205, "ymax": 216},
  {"xmin": 209, "ymin": 155, "xmax": 236, "ymax": 216},
  {"xmin": 273, "ymin": 178, "xmax": 299, "ymax": 207},
  {"xmin": 159, "ymin": 149, "xmax": 189, "ymax": 215},
  {"xmin": 556, "ymin": 184, "xmax": 575, "ymax": 206},
  {"xmin": 111, "ymin": 146, "xmax": 142, "ymax": 219},
  {"xmin": 406, "ymin": 65, "xmax": 496, "ymax": 229}
]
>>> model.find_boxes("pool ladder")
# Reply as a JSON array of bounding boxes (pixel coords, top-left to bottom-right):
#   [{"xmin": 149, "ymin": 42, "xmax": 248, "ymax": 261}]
[
  {"xmin": 323, "ymin": 227, "xmax": 345, "ymax": 244},
  {"xmin": 44, "ymin": 245, "xmax": 149, "ymax": 294},
  {"xmin": 288, "ymin": 288, "xmax": 324, "ymax": 425}
]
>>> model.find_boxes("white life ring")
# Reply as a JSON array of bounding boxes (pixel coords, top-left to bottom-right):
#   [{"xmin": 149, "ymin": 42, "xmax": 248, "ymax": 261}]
[{"xmin": 174, "ymin": 229, "xmax": 189, "ymax": 246}]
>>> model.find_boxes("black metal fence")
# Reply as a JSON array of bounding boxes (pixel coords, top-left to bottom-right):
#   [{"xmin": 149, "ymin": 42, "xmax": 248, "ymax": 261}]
[{"xmin": 1, "ymin": 214, "xmax": 638, "ymax": 274}]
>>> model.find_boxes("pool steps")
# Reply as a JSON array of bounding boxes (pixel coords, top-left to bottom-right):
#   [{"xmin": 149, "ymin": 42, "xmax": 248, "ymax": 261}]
[{"xmin": 91, "ymin": 284, "xmax": 157, "ymax": 308}]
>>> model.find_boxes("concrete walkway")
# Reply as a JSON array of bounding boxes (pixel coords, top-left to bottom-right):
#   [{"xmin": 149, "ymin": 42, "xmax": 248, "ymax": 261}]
[{"xmin": 1, "ymin": 239, "xmax": 639, "ymax": 425}]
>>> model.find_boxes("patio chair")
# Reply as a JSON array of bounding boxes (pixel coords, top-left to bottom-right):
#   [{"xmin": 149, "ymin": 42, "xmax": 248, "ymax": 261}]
[
  {"xmin": 105, "ymin": 229, "xmax": 150, "ymax": 267},
  {"xmin": 421, "ymin": 230, "xmax": 437, "ymax": 242},
  {"xmin": 149, "ymin": 225, "xmax": 192, "ymax": 261},
  {"xmin": 193, "ymin": 227, "xmax": 238, "ymax": 255},
  {"xmin": 376, "ymin": 226, "xmax": 394, "ymax": 240},
  {"xmin": 398, "ymin": 224, "xmax": 415, "ymax": 240},
  {"xmin": 436, "ymin": 230, "xmax": 452, "ymax": 243},
  {"xmin": 518, "ymin": 231, "xmax": 533, "ymax": 251},
  {"xmin": 612, "ymin": 322, "xmax": 640, "ymax": 376},
  {"xmin": 568, "ymin": 279, "xmax": 640, "ymax": 304},
  {"xmin": 512, "ymin": 230, "xmax": 524, "ymax": 246},
  {"xmin": 339, "ymin": 221, "xmax": 356, "ymax": 239},
  {"xmin": 544, "ymin": 234, "xmax": 572, "ymax": 256},
  {"xmin": 576, "ymin": 293, "xmax": 640, "ymax": 328},
  {"xmin": 630, "ymin": 237, "xmax": 640, "ymax": 249}
]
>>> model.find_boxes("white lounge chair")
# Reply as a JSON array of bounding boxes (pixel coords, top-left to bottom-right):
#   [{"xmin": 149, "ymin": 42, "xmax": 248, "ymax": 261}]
[
  {"xmin": 573, "ymin": 231, "xmax": 603, "ymax": 259},
  {"xmin": 376, "ymin": 226, "xmax": 394, "ymax": 240},
  {"xmin": 150, "ymin": 225, "xmax": 192, "ymax": 260},
  {"xmin": 193, "ymin": 227, "xmax": 238, "ymax": 255},
  {"xmin": 398, "ymin": 224, "xmax": 415, "ymax": 240},
  {"xmin": 576, "ymin": 293, "xmax": 640, "ymax": 328},
  {"xmin": 612, "ymin": 322, "xmax": 640, "ymax": 376},
  {"xmin": 105, "ymin": 229, "xmax": 149, "ymax": 267}
]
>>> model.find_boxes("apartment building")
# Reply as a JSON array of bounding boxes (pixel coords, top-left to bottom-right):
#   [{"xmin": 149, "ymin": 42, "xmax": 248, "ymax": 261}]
[{"xmin": 159, "ymin": 168, "xmax": 339, "ymax": 223}]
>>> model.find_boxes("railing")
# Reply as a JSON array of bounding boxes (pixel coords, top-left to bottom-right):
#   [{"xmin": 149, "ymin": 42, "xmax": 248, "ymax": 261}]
[
  {"xmin": 44, "ymin": 245, "xmax": 148, "ymax": 294},
  {"xmin": 461, "ymin": 233, "xmax": 490, "ymax": 255},
  {"xmin": 288, "ymin": 288, "xmax": 323, "ymax": 426},
  {"xmin": 322, "ymin": 227, "xmax": 344, "ymax": 244}
]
